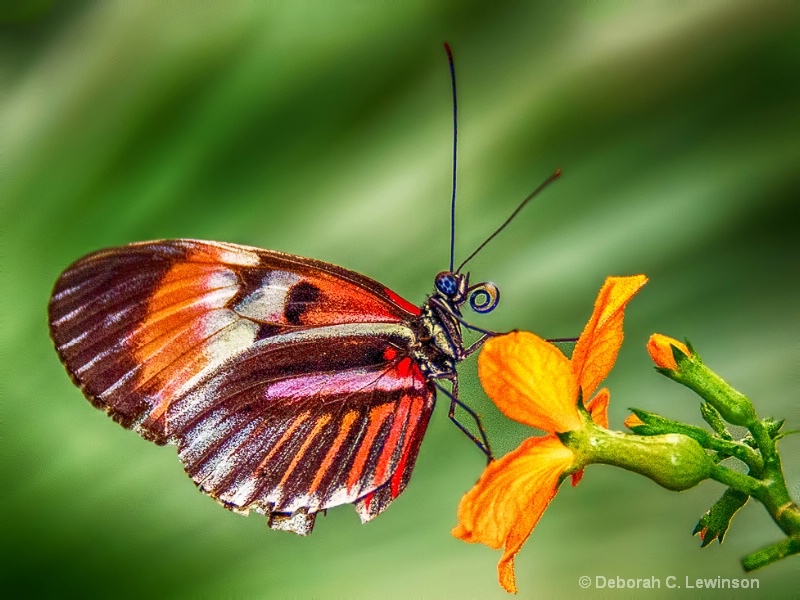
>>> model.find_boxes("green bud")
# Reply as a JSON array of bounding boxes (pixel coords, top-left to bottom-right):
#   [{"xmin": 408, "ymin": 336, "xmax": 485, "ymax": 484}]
[
  {"xmin": 763, "ymin": 418, "xmax": 787, "ymax": 439},
  {"xmin": 663, "ymin": 345, "xmax": 757, "ymax": 428},
  {"xmin": 627, "ymin": 408, "xmax": 687, "ymax": 436}
]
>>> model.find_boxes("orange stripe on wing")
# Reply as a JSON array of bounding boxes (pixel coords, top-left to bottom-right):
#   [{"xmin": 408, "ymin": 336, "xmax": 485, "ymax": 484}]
[
  {"xmin": 144, "ymin": 263, "xmax": 236, "ymax": 314},
  {"xmin": 142, "ymin": 340, "xmax": 222, "ymax": 426},
  {"xmin": 308, "ymin": 410, "xmax": 358, "ymax": 496},
  {"xmin": 371, "ymin": 395, "xmax": 413, "ymax": 485},
  {"xmin": 132, "ymin": 304, "xmax": 230, "ymax": 385},
  {"xmin": 253, "ymin": 411, "xmax": 311, "ymax": 478},
  {"xmin": 136, "ymin": 259, "xmax": 238, "ymax": 372},
  {"xmin": 129, "ymin": 302, "xmax": 220, "ymax": 351},
  {"xmin": 347, "ymin": 403, "xmax": 395, "ymax": 492},
  {"xmin": 133, "ymin": 254, "xmax": 247, "ymax": 426},
  {"xmin": 278, "ymin": 414, "xmax": 332, "ymax": 488}
]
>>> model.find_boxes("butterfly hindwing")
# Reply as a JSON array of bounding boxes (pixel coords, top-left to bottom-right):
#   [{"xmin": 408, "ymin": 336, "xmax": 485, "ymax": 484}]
[
  {"xmin": 172, "ymin": 334, "xmax": 434, "ymax": 529},
  {"xmin": 49, "ymin": 239, "xmax": 434, "ymax": 533}
]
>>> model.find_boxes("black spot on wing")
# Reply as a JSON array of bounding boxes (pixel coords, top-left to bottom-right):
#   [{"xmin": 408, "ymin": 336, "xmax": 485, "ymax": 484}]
[
  {"xmin": 284, "ymin": 281, "xmax": 321, "ymax": 325},
  {"xmin": 255, "ymin": 323, "xmax": 282, "ymax": 341}
]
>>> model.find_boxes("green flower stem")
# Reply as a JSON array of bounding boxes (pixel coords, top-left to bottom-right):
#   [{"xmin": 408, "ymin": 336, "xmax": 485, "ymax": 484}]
[
  {"xmin": 742, "ymin": 419, "xmax": 800, "ymax": 541},
  {"xmin": 703, "ymin": 437, "xmax": 762, "ymax": 472},
  {"xmin": 749, "ymin": 419, "xmax": 781, "ymax": 473},
  {"xmin": 742, "ymin": 537, "xmax": 800, "ymax": 572},
  {"xmin": 567, "ymin": 406, "xmax": 800, "ymax": 569},
  {"xmin": 708, "ymin": 464, "xmax": 764, "ymax": 497}
]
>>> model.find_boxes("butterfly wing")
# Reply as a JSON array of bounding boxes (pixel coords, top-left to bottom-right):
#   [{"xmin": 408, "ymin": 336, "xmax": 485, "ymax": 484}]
[
  {"xmin": 49, "ymin": 239, "xmax": 434, "ymax": 534},
  {"xmin": 171, "ymin": 331, "xmax": 435, "ymax": 534}
]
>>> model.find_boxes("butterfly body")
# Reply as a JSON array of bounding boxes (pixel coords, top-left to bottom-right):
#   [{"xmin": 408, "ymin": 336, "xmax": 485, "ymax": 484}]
[{"xmin": 49, "ymin": 239, "xmax": 490, "ymax": 534}]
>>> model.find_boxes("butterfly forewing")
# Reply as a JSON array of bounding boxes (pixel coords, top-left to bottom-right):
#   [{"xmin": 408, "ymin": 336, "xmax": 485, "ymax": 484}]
[{"xmin": 49, "ymin": 239, "xmax": 434, "ymax": 533}]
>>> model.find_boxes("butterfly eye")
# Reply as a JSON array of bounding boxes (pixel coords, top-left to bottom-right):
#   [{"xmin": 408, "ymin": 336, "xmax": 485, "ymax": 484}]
[
  {"xmin": 468, "ymin": 282, "xmax": 500, "ymax": 314},
  {"xmin": 435, "ymin": 272, "xmax": 458, "ymax": 297}
]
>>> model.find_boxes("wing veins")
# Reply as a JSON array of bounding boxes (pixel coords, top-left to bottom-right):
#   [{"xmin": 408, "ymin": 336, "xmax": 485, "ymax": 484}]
[
  {"xmin": 51, "ymin": 270, "xmax": 165, "ymax": 327},
  {"xmin": 99, "ymin": 309, "xmax": 244, "ymax": 400}
]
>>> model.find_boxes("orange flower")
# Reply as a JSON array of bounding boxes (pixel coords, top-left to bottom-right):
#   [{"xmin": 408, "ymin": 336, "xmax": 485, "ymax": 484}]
[
  {"xmin": 452, "ymin": 436, "xmax": 573, "ymax": 594},
  {"xmin": 454, "ymin": 275, "xmax": 647, "ymax": 593}
]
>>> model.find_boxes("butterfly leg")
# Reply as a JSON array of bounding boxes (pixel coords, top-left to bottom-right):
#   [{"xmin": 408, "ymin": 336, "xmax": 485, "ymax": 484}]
[
  {"xmin": 435, "ymin": 378, "xmax": 493, "ymax": 463},
  {"xmin": 460, "ymin": 332, "xmax": 492, "ymax": 359},
  {"xmin": 463, "ymin": 333, "xmax": 576, "ymax": 359}
]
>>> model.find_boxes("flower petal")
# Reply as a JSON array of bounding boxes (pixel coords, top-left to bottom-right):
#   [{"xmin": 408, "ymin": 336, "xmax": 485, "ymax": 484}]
[
  {"xmin": 453, "ymin": 435, "xmax": 574, "ymax": 594},
  {"xmin": 647, "ymin": 333, "xmax": 691, "ymax": 370},
  {"xmin": 571, "ymin": 275, "xmax": 648, "ymax": 397},
  {"xmin": 478, "ymin": 331, "xmax": 581, "ymax": 432},
  {"xmin": 585, "ymin": 387, "xmax": 610, "ymax": 429}
]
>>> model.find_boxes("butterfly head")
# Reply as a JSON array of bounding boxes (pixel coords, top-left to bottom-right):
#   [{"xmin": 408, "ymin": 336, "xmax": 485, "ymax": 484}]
[
  {"xmin": 435, "ymin": 271, "xmax": 499, "ymax": 315},
  {"xmin": 435, "ymin": 271, "xmax": 465, "ymax": 300}
]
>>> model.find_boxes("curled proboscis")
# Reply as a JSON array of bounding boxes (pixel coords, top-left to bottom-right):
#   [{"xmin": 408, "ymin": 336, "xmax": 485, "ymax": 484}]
[{"xmin": 468, "ymin": 282, "xmax": 499, "ymax": 314}]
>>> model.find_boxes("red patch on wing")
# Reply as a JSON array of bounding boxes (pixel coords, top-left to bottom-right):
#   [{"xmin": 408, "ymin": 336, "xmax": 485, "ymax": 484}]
[
  {"xmin": 289, "ymin": 275, "xmax": 416, "ymax": 326},
  {"xmin": 390, "ymin": 396, "xmax": 424, "ymax": 498},
  {"xmin": 384, "ymin": 288, "xmax": 421, "ymax": 316},
  {"xmin": 395, "ymin": 356, "xmax": 423, "ymax": 381},
  {"xmin": 372, "ymin": 394, "xmax": 413, "ymax": 485}
]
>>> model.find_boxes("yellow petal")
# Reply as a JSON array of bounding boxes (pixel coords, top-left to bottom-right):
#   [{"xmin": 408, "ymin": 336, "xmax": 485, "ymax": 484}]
[
  {"xmin": 479, "ymin": 331, "xmax": 581, "ymax": 432},
  {"xmin": 453, "ymin": 435, "xmax": 575, "ymax": 594},
  {"xmin": 585, "ymin": 387, "xmax": 610, "ymax": 429},
  {"xmin": 647, "ymin": 333, "xmax": 691, "ymax": 370},
  {"xmin": 571, "ymin": 275, "xmax": 648, "ymax": 397}
]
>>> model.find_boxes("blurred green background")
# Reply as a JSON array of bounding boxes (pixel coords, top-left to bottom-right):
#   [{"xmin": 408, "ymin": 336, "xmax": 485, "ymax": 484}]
[{"xmin": 2, "ymin": 2, "xmax": 798, "ymax": 598}]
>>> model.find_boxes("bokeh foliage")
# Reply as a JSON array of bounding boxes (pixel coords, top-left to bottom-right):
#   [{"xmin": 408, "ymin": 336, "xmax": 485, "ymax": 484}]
[{"xmin": 2, "ymin": 2, "xmax": 798, "ymax": 598}]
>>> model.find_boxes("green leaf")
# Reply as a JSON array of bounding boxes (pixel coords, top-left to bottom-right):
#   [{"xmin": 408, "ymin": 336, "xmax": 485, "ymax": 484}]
[
  {"xmin": 693, "ymin": 488, "xmax": 749, "ymax": 546},
  {"xmin": 700, "ymin": 402, "xmax": 732, "ymax": 440}
]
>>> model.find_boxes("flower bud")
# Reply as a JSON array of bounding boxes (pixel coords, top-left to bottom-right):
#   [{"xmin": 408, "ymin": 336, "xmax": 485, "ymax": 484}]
[
  {"xmin": 647, "ymin": 334, "xmax": 691, "ymax": 370},
  {"xmin": 648, "ymin": 335, "xmax": 756, "ymax": 428}
]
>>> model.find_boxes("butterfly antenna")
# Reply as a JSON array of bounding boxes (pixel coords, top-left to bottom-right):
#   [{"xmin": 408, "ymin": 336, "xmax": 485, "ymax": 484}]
[
  {"xmin": 455, "ymin": 168, "xmax": 562, "ymax": 273},
  {"xmin": 445, "ymin": 42, "xmax": 458, "ymax": 273}
]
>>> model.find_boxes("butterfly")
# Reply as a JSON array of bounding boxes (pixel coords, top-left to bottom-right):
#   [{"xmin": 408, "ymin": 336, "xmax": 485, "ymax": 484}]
[{"xmin": 48, "ymin": 44, "xmax": 560, "ymax": 535}]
